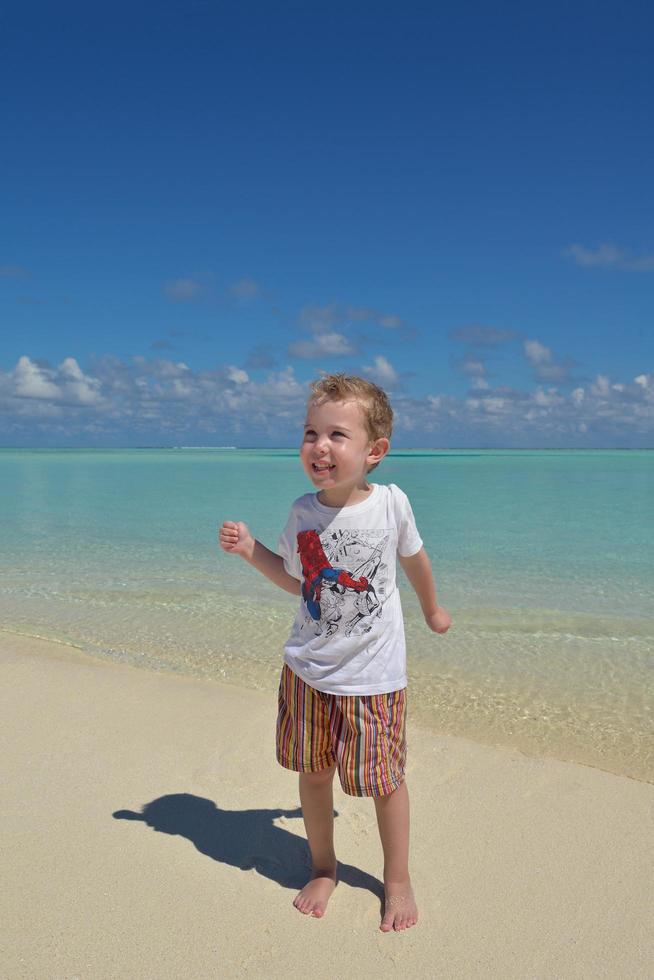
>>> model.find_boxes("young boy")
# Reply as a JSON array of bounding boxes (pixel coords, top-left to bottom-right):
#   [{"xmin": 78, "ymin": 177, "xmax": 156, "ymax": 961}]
[{"xmin": 219, "ymin": 374, "xmax": 451, "ymax": 932}]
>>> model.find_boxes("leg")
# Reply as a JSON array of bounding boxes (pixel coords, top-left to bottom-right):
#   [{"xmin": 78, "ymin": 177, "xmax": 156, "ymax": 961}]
[
  {"xmin": 374, "ymin": 780, "xmax": 418, "ymax": 932},
  {"xmin": 294, "ymin": 765, "xmax": 338, "ymax": 917},
  {"xmin": 276, "ymin": 665, "xmax": 337, "ymax": 917}
]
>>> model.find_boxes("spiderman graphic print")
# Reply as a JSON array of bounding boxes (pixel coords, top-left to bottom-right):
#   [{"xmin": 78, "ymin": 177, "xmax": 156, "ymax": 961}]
[{"xmin": 296, "ymin": 528, "xmax": 389, "ymax": 638}]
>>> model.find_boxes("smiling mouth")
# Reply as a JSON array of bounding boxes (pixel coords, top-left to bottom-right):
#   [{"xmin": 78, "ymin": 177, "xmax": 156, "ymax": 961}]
[{"xmin": 312, "ymin": 463, "xmax": 335, "ymax": 473}]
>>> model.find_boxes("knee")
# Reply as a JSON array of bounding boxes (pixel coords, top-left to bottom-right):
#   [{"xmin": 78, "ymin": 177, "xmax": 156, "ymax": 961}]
[{"xmin": 300, "ymin": 765, "xmax": 336, "ymax": 786}]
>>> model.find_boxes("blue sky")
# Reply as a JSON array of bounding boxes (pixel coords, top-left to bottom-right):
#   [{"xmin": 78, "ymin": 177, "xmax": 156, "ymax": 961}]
[{"xmin": 2, "ymin": 0, "xmax": 653, "ymax": 447}]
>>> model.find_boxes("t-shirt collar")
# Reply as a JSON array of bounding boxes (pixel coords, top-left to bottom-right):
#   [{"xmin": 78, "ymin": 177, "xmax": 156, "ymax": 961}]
[{"xmin": 311, "ymin": 482, "xmax": 379, "ymax": 515}]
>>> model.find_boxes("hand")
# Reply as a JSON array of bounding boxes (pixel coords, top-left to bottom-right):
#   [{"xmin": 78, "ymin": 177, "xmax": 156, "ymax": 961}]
[
  {"xmin": 425, "ymin": 606, "xmax": 451, "ymax": 634},
  {"xmin": 218, "ymin": 520, "xmax": 255, "ymax": 560}
]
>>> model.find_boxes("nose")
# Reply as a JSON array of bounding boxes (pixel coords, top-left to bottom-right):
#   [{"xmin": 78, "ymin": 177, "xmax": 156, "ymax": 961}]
[{"xmin": 313, "ymin": 433, "xmax": 329, "ymax": 453}]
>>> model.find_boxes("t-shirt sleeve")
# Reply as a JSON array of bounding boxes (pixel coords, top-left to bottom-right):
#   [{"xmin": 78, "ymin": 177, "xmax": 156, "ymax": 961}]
[
  {"xmin": 277, "ymin": 506, "xmax": 302, "ymax": 580},
  {"xmin": 391, "ymin": 484, "xmax": 424, "ymax": 558}
]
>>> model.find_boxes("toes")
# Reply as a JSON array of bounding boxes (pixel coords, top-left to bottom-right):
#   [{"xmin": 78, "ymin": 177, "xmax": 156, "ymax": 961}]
[
  {"xmin": 294, "ymin": 869, "xmax": 337, "ymax": 920},
  {"xmin": 396, "ymin": 911, "xmax": 418, "ymax": 931},
  {"xmin": 381, "ymin": 894, "xmax": 419, "ymax": 932},
  {"xmin": 380, "ymin": 912, "xmax": 395, "ymax": 932},
  {"xmin": 293, "ymin": 883, "xmax": 332, "ymax": 918}
]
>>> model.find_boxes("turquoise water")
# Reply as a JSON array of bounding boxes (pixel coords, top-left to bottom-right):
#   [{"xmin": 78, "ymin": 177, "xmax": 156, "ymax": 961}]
[{"xmin": 1, "ymin": 448, "xmax": 653, "ymax": 782}]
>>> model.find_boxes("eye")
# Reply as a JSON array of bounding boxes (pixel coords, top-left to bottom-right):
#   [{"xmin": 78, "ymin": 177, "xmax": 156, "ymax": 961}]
[{"xmin": 332, "ymin": 431, "xmax": 346, "ymax": 437}]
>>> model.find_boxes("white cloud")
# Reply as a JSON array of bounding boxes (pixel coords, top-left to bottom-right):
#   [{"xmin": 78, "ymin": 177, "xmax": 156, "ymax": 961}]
[
  {"xmin": 451, "ymin": 324, "xmax": 518, "ymax": 346},
  {"xmin": 289, "ymin": 304, "xmax": 359, "ymax": 357},
  {"xmin": 563, "ymin": 243, "xmax": 623, "ymax": 268},
  {"xmin": 14, "ymin": 356, "xmax": 61, "ymax": 400},
  {"xmin": 524, "ymin": 339, "xmax": 572, "ymax": 383},
  {"xmin": 315, "ymin": 332, "xmax": 355, "ymax": 355},
  {"xmin": 289, "ymin": 332, "xmax": 355, "ymax": 358},
  {"xmin": 59, "ymin": 357, "xmax": 102, "ymax": 404},
  {"xmin": 229, "ymin": 277, "xmax": 261, "ymax": 300},
  {"xmin": 0, "ymin": 265, "xmax": 30, "ymax": 278},
  {"xmin": 524, "ymin": 339, "xmax": 551, "ymax": 365},
  {"xmin": 361, "ymin": 355, "xmax": 399, "ymax": 386},
  {"xmin": 132, "ymin": 357, "xmax": 190, "ymax": 380},
  {"xmin": 563, "ymin": 243, "xmax": 654, "ymax": 271},
  {"xmin": 12, "ymin": 398, "xmax": 63, "ymax": 419},
  {"xmin": 163, "ymin": 278, "xmax": 202, "ymax": 301},
  {"xmin": 459, "ymin": 355, "xmax": 486, "ymax": 377},
  {"xmin": 258, "ymin": 366, "xmax": 305, "ymax": 399},
  {"xmin": 2, "ymin": 355, "xmax": 653, "ymax": 447},
  {"xmin": 344, "ymin": 306, "xmax": 375, "ymax": 321},
  {"xmin": 482, "ymin": 397, "xmax": 507, "ymax": 415},
  {"xmin": 171, "ymin": 378, "xmax": 193, "ymax": 398},
  {"xmin": 227, "ymin": 366, "xmax": 249, "ymax": 385},
  {"xmin": 8, "ymin": 356, "xmax": 102, "ymax": 410},
  {"xmin": 592, "ymin": 374, "xmax": 611, "ymax": 397},
  {"xmin": 298, "ymin": 304, "xmax": 340, "ymax": 332},
  {"xmin": 339, "ymin": 307, "xmax": 405, "ymax": 330},
  {"xmin": 291, "ymin": 302, "xmax": 411, "ymax": 358},
  {"xmin": 377, "ymin": 314, "xmax": 404, "ymax": 329},
  {"xmin": 534, "ymin": 387, "xmax": 559, "ymax": 407},
  {"xmin": 422, "ymin": 368, "xmax": 654, "ymax": 442}
]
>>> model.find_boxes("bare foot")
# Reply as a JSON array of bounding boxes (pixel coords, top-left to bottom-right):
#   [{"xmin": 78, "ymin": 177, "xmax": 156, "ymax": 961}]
[
  {"xmin": 380, "ymin": 880, "xmax": 418, "ymax": 932},
  {"xmin": 293, "ymin": 868, "xmax": 337, "ymax": 918}
]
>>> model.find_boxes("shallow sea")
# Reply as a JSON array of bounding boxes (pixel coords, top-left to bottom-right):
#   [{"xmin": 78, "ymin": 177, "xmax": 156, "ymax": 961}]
[{"xmin": 1, "ymin": 448, "xmax": 652, "ymax": 782}]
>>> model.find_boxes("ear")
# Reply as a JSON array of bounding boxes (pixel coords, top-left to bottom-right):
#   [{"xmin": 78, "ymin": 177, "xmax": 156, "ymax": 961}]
[{"xmin": 368, "ymin": 436, "xmax": 390, "ymax": 466}]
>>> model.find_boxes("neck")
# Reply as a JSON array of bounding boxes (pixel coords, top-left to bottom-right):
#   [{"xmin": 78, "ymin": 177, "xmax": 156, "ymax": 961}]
[{"xmin": 317, "ymin": 481, "xmax": 373, "ymax": 508}]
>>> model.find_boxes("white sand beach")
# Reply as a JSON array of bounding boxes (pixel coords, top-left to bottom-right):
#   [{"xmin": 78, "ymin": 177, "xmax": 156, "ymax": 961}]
[{"xmin": 2, "ymin": 630, "xmax": 653, "ymax": 979}]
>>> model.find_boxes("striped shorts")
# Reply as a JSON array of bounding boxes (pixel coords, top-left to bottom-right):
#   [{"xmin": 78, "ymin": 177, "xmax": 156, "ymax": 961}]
[{"xmin": 276, "ymin": 663, "xmax": 407, "ymax": 797}]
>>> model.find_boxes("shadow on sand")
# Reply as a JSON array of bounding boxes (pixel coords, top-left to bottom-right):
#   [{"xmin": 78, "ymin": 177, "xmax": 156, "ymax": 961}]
[{"xmin": 114, "ymin": 793, "xmax": 384, "ymax": 901}]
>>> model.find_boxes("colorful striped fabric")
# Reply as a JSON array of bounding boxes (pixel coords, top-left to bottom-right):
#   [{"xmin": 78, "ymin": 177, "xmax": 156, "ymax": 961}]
[{"xmin": 276, "ymin": 664, "xmax": 407, "ymax": 797}]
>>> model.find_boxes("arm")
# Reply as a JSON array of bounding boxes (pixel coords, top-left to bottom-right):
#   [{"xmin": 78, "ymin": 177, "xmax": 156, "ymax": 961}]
[
  {"xmin": 218, "ymin": 520, "xmax": 301, "ymax": 596},
  {"xmin": 244, "ymin": 538, "xmax": 302, "ymax": 596},
  {"xmin": 398, "ymin": 546, "xmax": 451, "ymax": 633}
]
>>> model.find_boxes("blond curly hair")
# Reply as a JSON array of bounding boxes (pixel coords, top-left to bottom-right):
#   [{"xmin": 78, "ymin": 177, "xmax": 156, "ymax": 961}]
[{"xmin": 307, "ymin": 373, "xmax": 393, "ymax": 473}]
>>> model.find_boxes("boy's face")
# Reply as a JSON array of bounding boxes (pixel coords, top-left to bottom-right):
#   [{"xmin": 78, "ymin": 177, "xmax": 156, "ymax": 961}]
[{"xmin": 300, "ymin": 398, "xmax": 389, "ymax": 491}]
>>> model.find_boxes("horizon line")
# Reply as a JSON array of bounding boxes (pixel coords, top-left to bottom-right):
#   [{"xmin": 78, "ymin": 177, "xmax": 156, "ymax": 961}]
[{"xmin": 1, "ymin": 445, "xmax": 653, "ymax": 452}]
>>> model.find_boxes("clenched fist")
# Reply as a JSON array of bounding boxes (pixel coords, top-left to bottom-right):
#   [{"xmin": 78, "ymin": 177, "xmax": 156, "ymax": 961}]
[
  {"xmin": 218, "ymin": 520, "xmax": 255, "ymax": 560},
  {"xmin": 424, "ymin": 606, "xmax": 452, "ymax": 634}
]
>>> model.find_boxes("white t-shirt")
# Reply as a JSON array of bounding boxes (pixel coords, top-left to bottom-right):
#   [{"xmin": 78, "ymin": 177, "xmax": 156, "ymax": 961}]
[{"xmin": 276, "ymin": 482, "xmax": 423, "ymax": 696}]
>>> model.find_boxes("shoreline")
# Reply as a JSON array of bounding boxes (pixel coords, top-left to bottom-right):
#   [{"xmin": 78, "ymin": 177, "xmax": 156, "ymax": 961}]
[
  {"xmin": 2, "ymin": 623, "xmax": 652, "ymax": 787},
  {"xmin": 3, "ymin": 629, "xmax": 654, "ymax": 978}
]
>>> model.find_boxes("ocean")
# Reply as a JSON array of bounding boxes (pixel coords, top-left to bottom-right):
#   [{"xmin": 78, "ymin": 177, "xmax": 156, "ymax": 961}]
[{"xmin": 1, "ymin": 448, "xmax": 652, "ymax": 782}]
